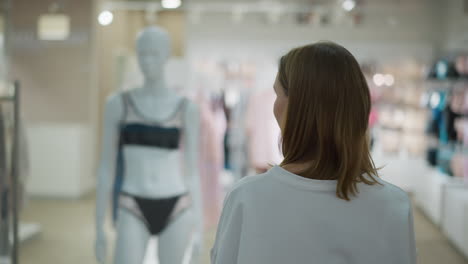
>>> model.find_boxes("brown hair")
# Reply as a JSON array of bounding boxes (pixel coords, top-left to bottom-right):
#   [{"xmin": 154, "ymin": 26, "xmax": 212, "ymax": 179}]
[{"xmin": 278, "ymin": 41, "xmax": 379, "ymax": 200}]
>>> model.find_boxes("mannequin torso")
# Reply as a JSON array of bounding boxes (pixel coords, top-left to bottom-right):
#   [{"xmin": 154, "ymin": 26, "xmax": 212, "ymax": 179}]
[{"xmin": 119, "ymin": 88, "xmax": 187, "ymax": 198}]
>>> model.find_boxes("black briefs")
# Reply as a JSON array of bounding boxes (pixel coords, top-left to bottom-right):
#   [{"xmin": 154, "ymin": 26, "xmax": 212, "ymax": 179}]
[{"xmin": 119, "ymin": 192, "xmax": 191, "ymax": 235}]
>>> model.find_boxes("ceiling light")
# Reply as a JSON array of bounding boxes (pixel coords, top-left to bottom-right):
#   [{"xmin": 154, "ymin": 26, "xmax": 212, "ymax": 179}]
[
  {"xmin": 373, "ymin": 73, "xmax": 385, "ymax": 87},
  {"xmin": 98, "ymin": 10, "xmax": 113, "ymax": 26},
  {"xmin": 342, "ymin": 0, "xmax": 356, "ymax": 12},
  {"xmin": 384, "ymin": 74, "xmax": 395, "ymax": 86},
  {"xmin": 161, "ymin": 0, "xmax": 181, "ymax": 9}
]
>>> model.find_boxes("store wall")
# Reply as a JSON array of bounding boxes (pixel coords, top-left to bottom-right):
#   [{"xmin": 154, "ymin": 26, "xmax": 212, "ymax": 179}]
[
  {"xmin": 158, "ymin": 11, "xmax": 186, "ymax": 57},
  {"xmin": 97, "ymin": 10, "xmax": 143, "ymax": 106},
  {"xmin": 10, "ymin": 0, "xmax": 96, "ymax": 123},
  {"xmin": 9, "ymin": 0, "xmax": 99, "ymax": 197}
]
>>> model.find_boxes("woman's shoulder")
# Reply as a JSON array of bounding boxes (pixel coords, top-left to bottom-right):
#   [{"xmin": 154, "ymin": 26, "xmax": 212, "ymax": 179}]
[
  {"xmin": 229, "ymin": 172, "xmax": 270, "ymax": 191},
  {"xmin": 361, "ymin": 177, "xmax": 411, "ymax": 207},
  {"xmin": 224, "ymin": 171, "xmax": 273, "ymax": 202}
]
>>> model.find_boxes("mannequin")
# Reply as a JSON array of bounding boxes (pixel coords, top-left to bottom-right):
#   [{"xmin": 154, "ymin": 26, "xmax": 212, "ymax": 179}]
[{"xmin": 95, "ymin": 26, "xmax": 202, "ymax": 264}]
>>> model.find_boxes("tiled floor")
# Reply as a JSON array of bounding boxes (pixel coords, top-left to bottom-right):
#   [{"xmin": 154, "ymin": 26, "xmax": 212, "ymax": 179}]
[{"xmin": 16, "ymin": 195, "xmax": 468, "ymax": 264}]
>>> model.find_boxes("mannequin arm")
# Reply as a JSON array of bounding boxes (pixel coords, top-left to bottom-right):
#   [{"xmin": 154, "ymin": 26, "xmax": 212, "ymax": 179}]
[
  {"xmin": 184, "ymin": 101, "xmax": 204, "ymax": 243},
  {"xmin": 95, "ymin": 95, "xmax": 122, "ymax": 261}
]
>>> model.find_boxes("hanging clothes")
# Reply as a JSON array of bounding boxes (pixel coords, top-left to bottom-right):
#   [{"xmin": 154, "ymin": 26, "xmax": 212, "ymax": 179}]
[
  {"xmin": 450, "ymin": 151, "xmax": 464, "ymax": 179},
  {"xmin": 228, "ymin": 90, "xmax": 251, "ymax": 180},
  {"xmin": 212, "ymin": 96, "xmax": 228, "ymax": 170},
  {"xmin": 426, "ymin": 91, "xmax": 448, "ymax": 167},
  {"xmin": 463, "ymin": 121, "xmax": 468, "ymax": 182},
  {"xmin": 445, "ymin": 105, "xmax": 462, "ymax": 142},
  {"xmin": 435, "ymin": 90, "xmax": 464, "ymax": 176},
  {"xmin": 245, "ymin": 89, "xmax": 283, "ymax": 173},
  {"xmin": 369, "ymin": 107, "xmax": 379, "ymax": 128},
  {"xmin": 459, "ymin": 82, "xmax": 468, "ymax": 114},
  {"xmin": 437, "ymin": 107, "xmax": 455, "ymax": 175},
  {"xmin": 195, "ymin": 89, "xmax": 225, "ymax": 229}
]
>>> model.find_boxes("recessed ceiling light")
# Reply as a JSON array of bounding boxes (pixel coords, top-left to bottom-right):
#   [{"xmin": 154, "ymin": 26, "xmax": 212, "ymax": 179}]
[
  {"xmin": 98, "ymin": 10, "xmax": 113, "ymax": 26},
  {"xmin": 161, "ymin": 0, "xmax": 181, "ymax": 9},
  {"xmin": 342, "ymin": 0, "xmax": 356, "ymax": 12}
]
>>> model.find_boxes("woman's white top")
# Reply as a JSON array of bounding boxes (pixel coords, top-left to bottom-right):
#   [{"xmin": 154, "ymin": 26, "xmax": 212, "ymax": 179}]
[{"xmin": 211, "ymin": 165, "xmax": 417, "ymax": 264}]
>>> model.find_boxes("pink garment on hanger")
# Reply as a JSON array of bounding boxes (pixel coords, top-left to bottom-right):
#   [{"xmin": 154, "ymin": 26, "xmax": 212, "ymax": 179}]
[
  {"xmin": 450, "ymin": 87, "xmax": 465, "ymax": 114},
  {"xmin": 451, "ymin": 154, "xmax": 464, "ymax": 178},
  {"xmin": 245, "ymin": 89, "xmax": 283, "ymax": 172},
  {"xmin": 455, "ymin": 55, "xmax": 468, "ymax": 75},
  {"xmin": 461, "ymin": 83, "xmax": 468, "ymax": 114},
  {"xmin": 463, "ymin": 122, "xmax": 468, "ymax": 182},
  {"xmin": 195, "ymin": 91, "xmax": 225, "ymax": 229},
  {"xmin": 369, "ymin": 108, "xmax": 378, "ymax": 128}
]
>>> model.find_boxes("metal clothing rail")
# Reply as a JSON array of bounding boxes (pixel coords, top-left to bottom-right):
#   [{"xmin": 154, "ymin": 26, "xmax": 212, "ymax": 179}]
[{"xmin": 0, "ymin": 81, "xmax": 21, "ymax": 264}]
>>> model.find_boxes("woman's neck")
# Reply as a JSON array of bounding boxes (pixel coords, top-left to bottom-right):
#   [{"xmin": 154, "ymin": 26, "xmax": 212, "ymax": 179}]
[
  {"xmin": 282, "ymin": 161, "xmax": 340, "ymax": 181},
  {"xmin": 281, "ymin": 162, "xmax": 311, "ymax": 176}
]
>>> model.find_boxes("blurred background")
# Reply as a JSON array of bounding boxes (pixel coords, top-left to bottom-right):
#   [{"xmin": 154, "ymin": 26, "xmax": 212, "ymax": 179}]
[{"xmin": 0, "ymin": 0, "xmax": 468, "ymax": 263}]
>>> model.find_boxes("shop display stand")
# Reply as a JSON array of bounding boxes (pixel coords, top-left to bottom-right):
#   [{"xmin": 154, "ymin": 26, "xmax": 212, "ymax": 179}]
[
  {"xmin": 414, "ymin": 59, "xmax": 468, "ymax": 260},
  {"xmin": 414, "ymin": 168, "xmax": 457, "ymax": 226},
  {"xmin": 441, "ymin": 181, "xmax": 468, "ymax": 259},
  {"xmin": 0, "ymin": 82, "xmax": 21, "ymax": 264}
]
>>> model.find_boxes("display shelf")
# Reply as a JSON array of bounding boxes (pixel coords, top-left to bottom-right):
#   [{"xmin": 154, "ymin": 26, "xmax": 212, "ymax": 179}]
[
  {"xmin": 463, "ymin": 201, "xmax": 468, "ymax": 258},
  {"xmin": 413, "ymin": 168, "xmax": 462, "ymax": 226},
  {"xmin": 441, "ymin": 185, "xmax": 468, "ymax": 259},
  {"xmin": 415, "ymin": 169, "xmax": 448, "ymax": 226}
]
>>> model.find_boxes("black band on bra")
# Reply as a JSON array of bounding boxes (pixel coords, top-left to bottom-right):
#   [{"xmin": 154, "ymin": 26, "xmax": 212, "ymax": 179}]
[{"xmin": 120, "ymin": 123, "xmax": 181, "ymax": 149}]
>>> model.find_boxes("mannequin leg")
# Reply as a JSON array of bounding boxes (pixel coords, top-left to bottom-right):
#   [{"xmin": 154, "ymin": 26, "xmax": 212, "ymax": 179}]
[
  {"xmin": 114, "ymin": 208, "xmax": 151, "ymax": 264},
  {"xmin": 158, "ymin": 209, "xmax": 195, "ymax": 264}
]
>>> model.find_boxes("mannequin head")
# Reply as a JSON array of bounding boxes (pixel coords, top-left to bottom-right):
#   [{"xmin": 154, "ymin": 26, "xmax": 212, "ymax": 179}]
[{"xmin": 136, "ymin": 26, "xmax": 171, "ymax": 81}]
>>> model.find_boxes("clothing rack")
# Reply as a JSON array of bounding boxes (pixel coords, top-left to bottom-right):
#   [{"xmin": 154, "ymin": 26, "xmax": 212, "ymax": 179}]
[{"xmin": 0, "ymin": 81, "xmax": 21, "ymax": 264}]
